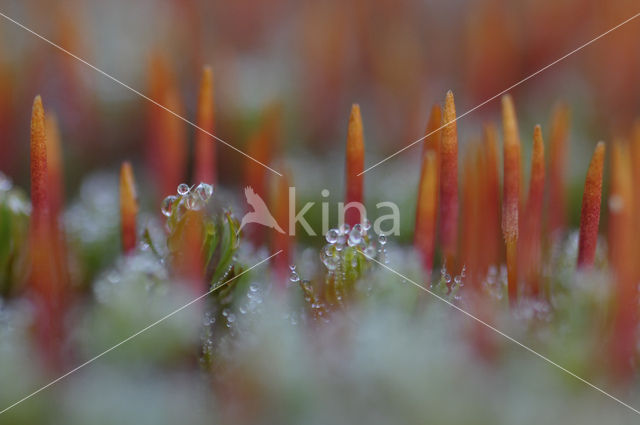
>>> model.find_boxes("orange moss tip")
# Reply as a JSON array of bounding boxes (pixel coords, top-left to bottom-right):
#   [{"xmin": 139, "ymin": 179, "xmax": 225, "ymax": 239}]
[
  {"xmin": 576, "ymin": 142, "xmax": 605, "ymax": 269},
  {"xmin": 345, "ymin": 103, "xmax": 364, "ymax": 226},
  {"xmin": 120, "ymin": 161, "xmax": 139, "ymax": 254},
  {"xmin": 414, "ymin": 150, "xmax": 438, "ymax": 271},
  {"xmin": 194, "ymin": 65, "xmax": 216, "ymax": 185},
  {"xmin": 439, "ymin": 91, "xmax": 459, "ymax": 265},
  {"xmin": 30, "ymin": 95, "xmax": 49, "ymax": 223},
  {"xmin": 527, "ymin": 125, "xmax": 545, "ymax": 216}
]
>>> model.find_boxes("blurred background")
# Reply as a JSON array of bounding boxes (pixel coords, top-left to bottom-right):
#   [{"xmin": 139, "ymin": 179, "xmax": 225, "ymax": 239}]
[{"xmin": 1, "ymin": 0, "xmax": 639, "ymax": 198}]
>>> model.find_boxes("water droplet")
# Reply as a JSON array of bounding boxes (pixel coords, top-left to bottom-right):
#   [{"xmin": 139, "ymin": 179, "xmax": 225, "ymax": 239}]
[
  {"xmin": 454, "ymin": 275, "xmax": 462, "ymax": 285},
  {"xmin": 444, "ymin": 274, "xmax": 452, "ymax": 284},
  {"xmin": 185, "ymin": 192, "xmax": 204, "ymax": 210},
  {"xmin": 289, "ymin": 271, "xmax": 300, "ymax": 283},
  {"xmin": 177, "ymin": 183, "xmax": 190, "ymax": 196},
  {"xmin": 378, "ymin": 234, "xmax": 387, "ymax": 245},
  {"xmin": 326, "ymin": 229, "xmax": 339, "ymax": 244},
  {"xmin": 161, "ymin": 195, "xmax": 177, "ymax": 217},
  {"xmin": 195, "ymin": 183, "xmax": 214, "ymax": 201},
  {"xmin": 340, "ymin": 223, "xmax": 351, "ymax": 234},
  {"xmin": 348, "ymin": 227, "xmax": 363, "ymax": 246},
  {"xmin": 322, "ymin": 254, "xmax": 339, "ymax": 271},
  {"xmin": 289, "ymin": 264, "xmax": 296, "ymax": 271},
  {"xmin": 362, "ymin": 218, "xmax": 371, "ymax": 231}
]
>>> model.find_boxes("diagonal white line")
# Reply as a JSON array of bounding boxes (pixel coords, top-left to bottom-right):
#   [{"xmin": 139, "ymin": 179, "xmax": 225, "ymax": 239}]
[
  {"xmin": 361, "ymin": 252, "xmax": 640, "ymax": 416},
  {"xmin": 359, "ymin": 11, "xmax": 640, "ymax": 176},
  {"xmin": 0, "ymin": 250, "xmax": 282, "ymax": 416},
  {"xmin": 0, "ymin": 11, "xmax": 282, "ymax": 177}
]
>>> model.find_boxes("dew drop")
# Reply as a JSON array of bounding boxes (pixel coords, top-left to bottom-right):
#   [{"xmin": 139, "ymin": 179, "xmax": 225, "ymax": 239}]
[
  {"xmin": 161, "ymin": 195, "xmax": 177, "ymax": 217},
  {"xmin": 177, "ymin": 183, "xmax": 191, "ymax": 196},
  {"xmin": 378, "ymin": 234, "xmax": 387, "ymax": 245},
  {"xmin": 326, "ymin": 229, "xmax": 339, "ymax": 244},
  {"xmin": 195, "ymin": 183, "xmax": 214, "ymax": 201},
  {"xmin": 362, "ymin": 218, "xmax": 371, "ymax": 231}
]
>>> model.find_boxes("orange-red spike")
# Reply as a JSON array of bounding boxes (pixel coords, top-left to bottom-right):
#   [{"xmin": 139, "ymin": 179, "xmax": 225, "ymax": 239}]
[
  {"xmin": 576, "ymin": 142, "xmax": 605, "ymax": 269},
  {"xmin": 501, "ymin": 95, "xmax": 521, "ymax": 305},
  {"xmin": 29, "ymin": 96, "xmax": 66, "ymax": 371},
  {"xmin": 607, "ymin": 141, "xmax": 636, "ymax": 383},
  {"xmin": 345, "ymin": 104, "xmax": 364, "ymax": 227},
  {"xmin": 120, "ymin": 161, "xmax": 139, "ymax": 254},
  {"xmin": 193, "ymin": 66, "xmax": 216, "ymax": 185},
  {"xmin": 439, "ymin": 91, "xmax": 459, "ymax": 269},
  {"xmin": 414, "ymin": 150, "xmax": 438, "ymax": 272},
  {"xmin": 519, "ymin": 126, "xmax": 545, "ymax": 295},
  {"xmin": 547, "ymin": 103, "xmax": 571, "ymax": 236},
  {"xmin": 421, "ymin": 105, "xmax": 442, "ymax": 159},
  {"xmin": 271, "ymin": 168, "xmax": 293, "ymax": 286}
]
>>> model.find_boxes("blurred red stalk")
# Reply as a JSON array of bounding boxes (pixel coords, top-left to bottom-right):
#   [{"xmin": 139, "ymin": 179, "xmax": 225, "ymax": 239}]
[
  {"xmin": 414, "ymin": 105, "xmax": 441, "ymax": 272},
  {"xmin": 345, "ymin": 104, "xmax": 364, "ymax": 227},
  {"xmin": 439, "ymin": 91, "xmax": 459, "ymax": 270},
  {"xmin": 244, "ymin": 106, "xmax": 280, "ymax": 246},
  {"xmin": 193, "ymin": 66, "xmax": 217, "ymax": 185},
  {"xmin": 519, "ymin": 126, "xmax": 545, "ymax": 296},
  {"xmin": 120, "ymin": 161, "xmax": 139, "ymax": 254},
  {"xmin": 546, "ymin": 103, "xmax": 571, "ymax": 236},
  {"xmin": 501, "ymin": 95, "xmax": 521, "ymax": 306},
  {"xmin": 607, "ymin": 140, "xmax": 636, "ymax": 383},
  {"xmin": 146, "ymin": 55, "xmax": 186, "ymax": 198},
  {"xmin": 576, "ymin": 142, "xmax": 605, "ymax": 269},
  {"xmin": 460, "ymin": 148, "xmax": 481, "ymax": 285},
  {"xmin": 481, "ymin": 124, "xmax": 501, "ymax": 273},
  {"xmin": 271, "ymin": 167, "xmax": 293, "ymax": 286},
  {"xmin": 44, "ymin": 113, "xmax": 64, "ymax": 223}
]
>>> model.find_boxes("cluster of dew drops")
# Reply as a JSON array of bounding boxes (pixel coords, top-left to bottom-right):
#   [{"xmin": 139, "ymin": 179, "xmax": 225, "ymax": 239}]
[
  {"xmin": 288, "ymin": 219, "xmax": 389, "ymax": 287},
  {"xmin": 161, "ymin": 182, "xmax": 214, "ymax": 218}
]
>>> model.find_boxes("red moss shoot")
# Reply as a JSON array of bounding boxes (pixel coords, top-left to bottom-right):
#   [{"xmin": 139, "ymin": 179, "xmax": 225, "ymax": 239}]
[
  {"xmin": 501, "ymin": 95, "xmax": 521, "ymax": 305},
  {"xmin": 519, "ymin": 126, "xmax": 545, "ymax": 295},
  {"xmin": 414, "ymin": 105, "xmax": 442, "ymax": 272},
  {"xmin": 576, "ymin": 142, "xmax": 605, "ymax": 269},
  {"xmin": 547, "ymin": 103, "xmax": 571, "ymax": 236},
  {"xmin": 439, "ymin": 91, "xmax": 459, "ymax": 269},
  {"xmin": 193, "ymin": 66, "xmax": 216, "ymax": 185},
  {"xmin": 344, "ymin": 104, "xmax": 364, "ymax": 227},
  {"xmin": 29, "ymin": 96, "xmax": 66, "ymax": 371},
  {"xmin": 120, "ymin": 161, "xmax": 139, "ymax": 254}
]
